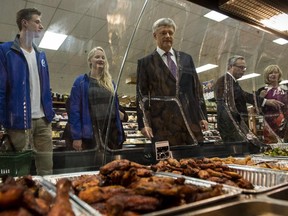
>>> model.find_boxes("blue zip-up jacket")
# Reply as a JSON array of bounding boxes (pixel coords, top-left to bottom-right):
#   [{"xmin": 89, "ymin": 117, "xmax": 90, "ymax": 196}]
[
  {"xmin": 0, "ymin": 35, "xmax": 55, "ymax": 129},
  {"xmin": 69, "ymin": 74, "xmax": 125, "ymax": 145}
]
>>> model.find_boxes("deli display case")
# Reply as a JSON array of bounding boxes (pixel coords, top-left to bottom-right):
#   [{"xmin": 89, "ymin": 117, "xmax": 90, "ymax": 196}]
[{"xmin": 1, "ymin": 0, "xmax": 288, "ymax": 215}]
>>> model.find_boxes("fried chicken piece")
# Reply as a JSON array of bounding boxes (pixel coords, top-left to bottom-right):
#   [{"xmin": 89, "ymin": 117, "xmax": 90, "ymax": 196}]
[
  {"xmin": 100, "ymin": 159, "xmax": 132, "ymax": 175},
  {"xmin": 22, "ymin": 190, "xmax": 49, "ymax": 215},
  {"xmin": 78, "ymin": 185, "xmax": 133, "ymax": 204},
  {"xmin": 106, "ymin": 193, "xmax": 160, "ymax": 216},
  {"xmin": 0, "ymin": 184, "xmax": 24, "ymax": 208},
  {"xmin": 206, "ymin": 176, "xmax": 227, "ymax": 184},
  {"xmin": 38, "ymin": 186, "xmax": 54, "ymax": 204},
  {"xmin": 182, "ymin": 166, "xmax": 200, "ymax": 177},
  {"xmin": 90, "ymin": 202, "xmax": 107, "ymax": 214},
  {"xmin": 223, "ymin": 171, "xmax": 242, "ymax": 179},
  {"xmin": 195, "ymin": 184, "xmax": 223, "ymax": 201},
  {"xmin": 199, "ymin": 163, "xmax": 216, "ymax": 169},
  {"xmin": 150, "ymin": 160, "xmax": 168, "ymax": 172},
  {"xmin": 48, "ymin": 178, "xmax": 75, "ymax": 216},
  {"xmin": 135, "ymin": 168, "xmax": 152, "ymax": 177},
  {"xmin": 71, "ymin": 174, "xmax": 101, "ymax": 191},
  {"xmin": 105, "ymin": 168, "xmax": 139, "ymax": 186},
  {"xmin": 224, "ymin": 179, "xmax": 239, "ymax": 188},
  {"xmin": 179, "ymin": 158, "xmax": 198, "ymax": 168},
  {"xmin": 166, "ymin": 158, "xmax": 181, "ymax": 167},
  {"xmin": 236, "ymin": 178, "xmax": 254, "ymax": 189},
  {"xmin": 129, "ymin": 176, "xmax": 183, "ymax": 196},
  {"xmin": 0, "ymin": 207, "xmax": 32, "ymax": 216},
  {"xmin": 197, "ymin": 170, "xmax": 210, "ymax": 179}
]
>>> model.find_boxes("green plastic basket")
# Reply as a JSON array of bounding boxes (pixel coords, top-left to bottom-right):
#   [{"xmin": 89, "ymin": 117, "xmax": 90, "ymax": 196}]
[{"xmin": 0, "ymin": 150, "xmax": 32, "ymax": 177}]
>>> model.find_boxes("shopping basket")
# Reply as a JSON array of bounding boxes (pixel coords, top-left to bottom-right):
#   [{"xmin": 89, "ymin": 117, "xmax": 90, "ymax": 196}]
[{"xmin": 0, "ymin": 133, "xmax": 32, "ymax": 177}]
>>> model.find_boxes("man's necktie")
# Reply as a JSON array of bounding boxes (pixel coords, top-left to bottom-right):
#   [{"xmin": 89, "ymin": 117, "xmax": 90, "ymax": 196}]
[{"xmin": 165, "ymin": 52, "xmax": 177, "ymax": 78}]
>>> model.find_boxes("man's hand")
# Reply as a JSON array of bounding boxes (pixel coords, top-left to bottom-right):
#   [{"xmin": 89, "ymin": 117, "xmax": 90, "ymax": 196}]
[
  {"xmin": 259, "ymin": 89, "xmax": 267, "ymax": 97},
  {"xmin": 141, "ymin": 127, "xmax": 154, "ymax": 140},
  {"xmin": 200, "ymin": 120, "xmax": 209, "ymax": 131},
  {"xmin": 265, "ymin": 99, "xmax": 284, "ymax": 109}
]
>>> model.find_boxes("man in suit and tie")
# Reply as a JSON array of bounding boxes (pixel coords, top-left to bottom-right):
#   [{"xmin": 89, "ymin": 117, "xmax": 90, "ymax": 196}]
[
  {"xmin": 214, "ymin": 55, "xmax": 284, "ymax": 143},
  {"xmin": 136, "ymin": 18, "xmax": 208, "ymax": 147}
]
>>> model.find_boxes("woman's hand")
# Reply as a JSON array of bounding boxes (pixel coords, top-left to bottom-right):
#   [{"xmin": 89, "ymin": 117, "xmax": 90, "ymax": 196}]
[
  {"xmin": 73, "ymin": 140, "xmax": 83, "ymax": 151},
  {"xmin": 119, "ymin": 110, "xmax": 125, "ymax": 120}
]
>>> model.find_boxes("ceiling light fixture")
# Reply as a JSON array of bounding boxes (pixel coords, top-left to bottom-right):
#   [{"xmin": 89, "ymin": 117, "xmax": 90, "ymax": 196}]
[
  {"xmin": 238, "ymin": 73, "xmax": 261, "ymax": 81},
  {"xmin": 196, "ymin": 64, "xmax": 218, "ymax": 73},
  {"xmin": 218, "ymin": 0, "xmax": 288, "ymax": 40},
  {"xmin": 260, "ymin": 13, "xmax": 288, "ymax": 32},
  {"xmin": 204, "ymin": 11, "xmax": 228, "ymax": 22},
  {"xmin": 39, "ymin": 31, "xmax": 67, "ymax": 50},
  {"xmin": 273, "ymin": 38, "xmax": 288, "ymax": 45},
  {"xmin": 279, "ymin": 80, "xmax": 288, "ymax": 85}
]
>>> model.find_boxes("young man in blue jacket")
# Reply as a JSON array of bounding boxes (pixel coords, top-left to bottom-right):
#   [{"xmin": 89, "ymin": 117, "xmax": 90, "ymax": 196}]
[{"xmin": 0, "ymin": 8, "xmax": 54, "ymax": 175}]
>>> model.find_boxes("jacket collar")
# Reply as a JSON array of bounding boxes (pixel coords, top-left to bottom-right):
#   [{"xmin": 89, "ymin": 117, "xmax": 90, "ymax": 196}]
[{"xmin": 11, "ymin": 34, "xmax": 41, "ymax": 53}]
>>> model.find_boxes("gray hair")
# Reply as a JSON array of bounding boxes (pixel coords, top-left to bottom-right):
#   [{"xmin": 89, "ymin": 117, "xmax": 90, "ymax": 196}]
[
  {"xmin": 152, "ymin": 18, "xmax": 176, "ymax": 33},
  {"xmin": 227, "ymin": 55, "xmax": 245, "ymax": 69}
]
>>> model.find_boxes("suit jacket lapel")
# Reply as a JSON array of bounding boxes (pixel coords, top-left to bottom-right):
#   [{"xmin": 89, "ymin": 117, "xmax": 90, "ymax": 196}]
[
  {"xmin": 152, "ymin": 50, "xmax": 175, "ymax": 80},
  {"xmin": 174, "ymin": 49, "xmax": 181, "ymax": 80}
]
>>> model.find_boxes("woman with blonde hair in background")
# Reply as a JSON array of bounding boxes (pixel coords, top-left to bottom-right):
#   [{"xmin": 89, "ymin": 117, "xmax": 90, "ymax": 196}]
[
  {"xmin": 69, "ymin": 46, "xmax": 127, "ymax": 151},
  {"xmin": 257, "ymin": 65, "xmax": 288, "ymax": 143}
]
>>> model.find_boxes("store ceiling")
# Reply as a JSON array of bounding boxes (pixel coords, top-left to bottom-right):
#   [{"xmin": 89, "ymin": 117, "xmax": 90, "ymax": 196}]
[
  {"xmin": 187, "ymin": 0, "xmax": 288, "ymax": 40},
  {"xmin": 1, "ymin": 0, "xmax": 288, "ymax": 99}
]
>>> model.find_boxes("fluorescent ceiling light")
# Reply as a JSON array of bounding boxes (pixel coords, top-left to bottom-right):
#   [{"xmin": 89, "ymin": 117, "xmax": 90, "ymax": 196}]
[
  {"xmin": 273, "ymin": 38, "xmax": 288, "ymax": 45},
  {"xmin": 260, "ymin": 13, "xmax": 288, "ymax": 32},
  {"xmin": 238, "ymin": 73, "xmax": 261, "ymax": 81},
  {"xmin": 279, "ymin": 80, "xmax": 288, "ymax": 85},
  {"xmin": 196, "ymin": 64, "xmax": 218, "ymax": 73},
  {"xmin": 204, "ymin": 11, "xmax": 228, "ymax": 22},
  {"xmin": 39, "ymin": 31, "xmax": 67, "ymax": 50}
]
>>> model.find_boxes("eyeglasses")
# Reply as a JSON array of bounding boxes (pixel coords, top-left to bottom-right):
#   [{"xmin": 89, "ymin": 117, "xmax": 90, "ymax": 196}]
[{"xmin": 233, "ymin": 65, "xmax": 247, "ymax": 70}]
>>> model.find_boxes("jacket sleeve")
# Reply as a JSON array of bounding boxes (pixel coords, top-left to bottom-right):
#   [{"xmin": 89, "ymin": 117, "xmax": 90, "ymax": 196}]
[
  {"xmin": 0, "ymin": 47, "xmax": 7, "ymax": 126},
  {"xmin": 136, "ymin": 58, "xmax": 151, "ymax": 130},
  {"xmin": 69, "ymin": 76, "xmax": 82, "ymax": 140}
]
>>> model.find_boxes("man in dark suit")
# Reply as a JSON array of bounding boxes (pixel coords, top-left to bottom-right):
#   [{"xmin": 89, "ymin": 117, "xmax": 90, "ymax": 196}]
[
  {"xmin": 136, "ymin": 18, "xmax": 208, "ymax": 147},
  {"xmin": 214, "ymin": 55, "xmax": 284, "ymax": 143}
]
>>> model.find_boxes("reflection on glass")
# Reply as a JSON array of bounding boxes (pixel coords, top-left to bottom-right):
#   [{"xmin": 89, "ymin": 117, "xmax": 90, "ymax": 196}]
[{"xmin": 256, "ymin": 65, "xmax": 288, "ymax": 144}]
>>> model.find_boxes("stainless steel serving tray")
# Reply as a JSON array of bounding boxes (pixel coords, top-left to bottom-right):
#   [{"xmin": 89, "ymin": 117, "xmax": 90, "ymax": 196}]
[
  {"xmin": 178, "ymin": 197, "xmax": 288, "ymax": 216},
  {"xmin": 141, "ymin": 172, "xmax": 242, "ymax": 216},
  {"xmin": 12, "ymin": 176, "xmax": 98, "ymax": 216},
  {"xmin": 43, "ymin": 171, "xmax": 99, "ymax": 184},
  {"xmin": 254, "ymin": 154, "xmax": 288, "ymax": 160},
  {"xmin": 250, "ymin": 156, "xmax": 288, "ymax": 169},
  {"xmin": 44, "ymin": 171, "xmax": 241, "ymax": 216},
  {"xmin": 40, "ymin": 178, "xmax": 101, "ymax": 216},
  {"xmin": 226, "ymin": 164, "xmax": 288, "ymax": 193}
]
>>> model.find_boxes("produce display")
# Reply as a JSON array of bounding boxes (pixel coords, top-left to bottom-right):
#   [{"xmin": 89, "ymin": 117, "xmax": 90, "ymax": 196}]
[
  {"xmin": 151, "ymin": 158, "xmax": 254, "ymax": 189},
  {"xmin": 0, "ymin": 176, "xmax": 74, "ymax": 215},
  {"xmin": 263, "ymin": 147, "xmax": 288, "ymax": 157}
]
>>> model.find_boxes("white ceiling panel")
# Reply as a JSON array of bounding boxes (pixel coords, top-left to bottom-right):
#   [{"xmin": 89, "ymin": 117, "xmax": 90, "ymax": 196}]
[
  {"xmin": 27, "ymin": 0, "xmax": 61, "ymax": 8},
  {"xmin": 0, "ymin": 0, "xmax": 26, "ymax": 25},
  {"xmin": 0, "ymin": 24, "xmax": 19, "ymax": 42},
  {"xmin": 70, "ymin": 16, "xmax": 106, "ymax": 39},
  {"xmin": 58, "ymin": 0, "xmax": 95, "ymax": 14},
  {"xmin": 46, "ymin": 9, "xmax": 82, "ymax": 34}
]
